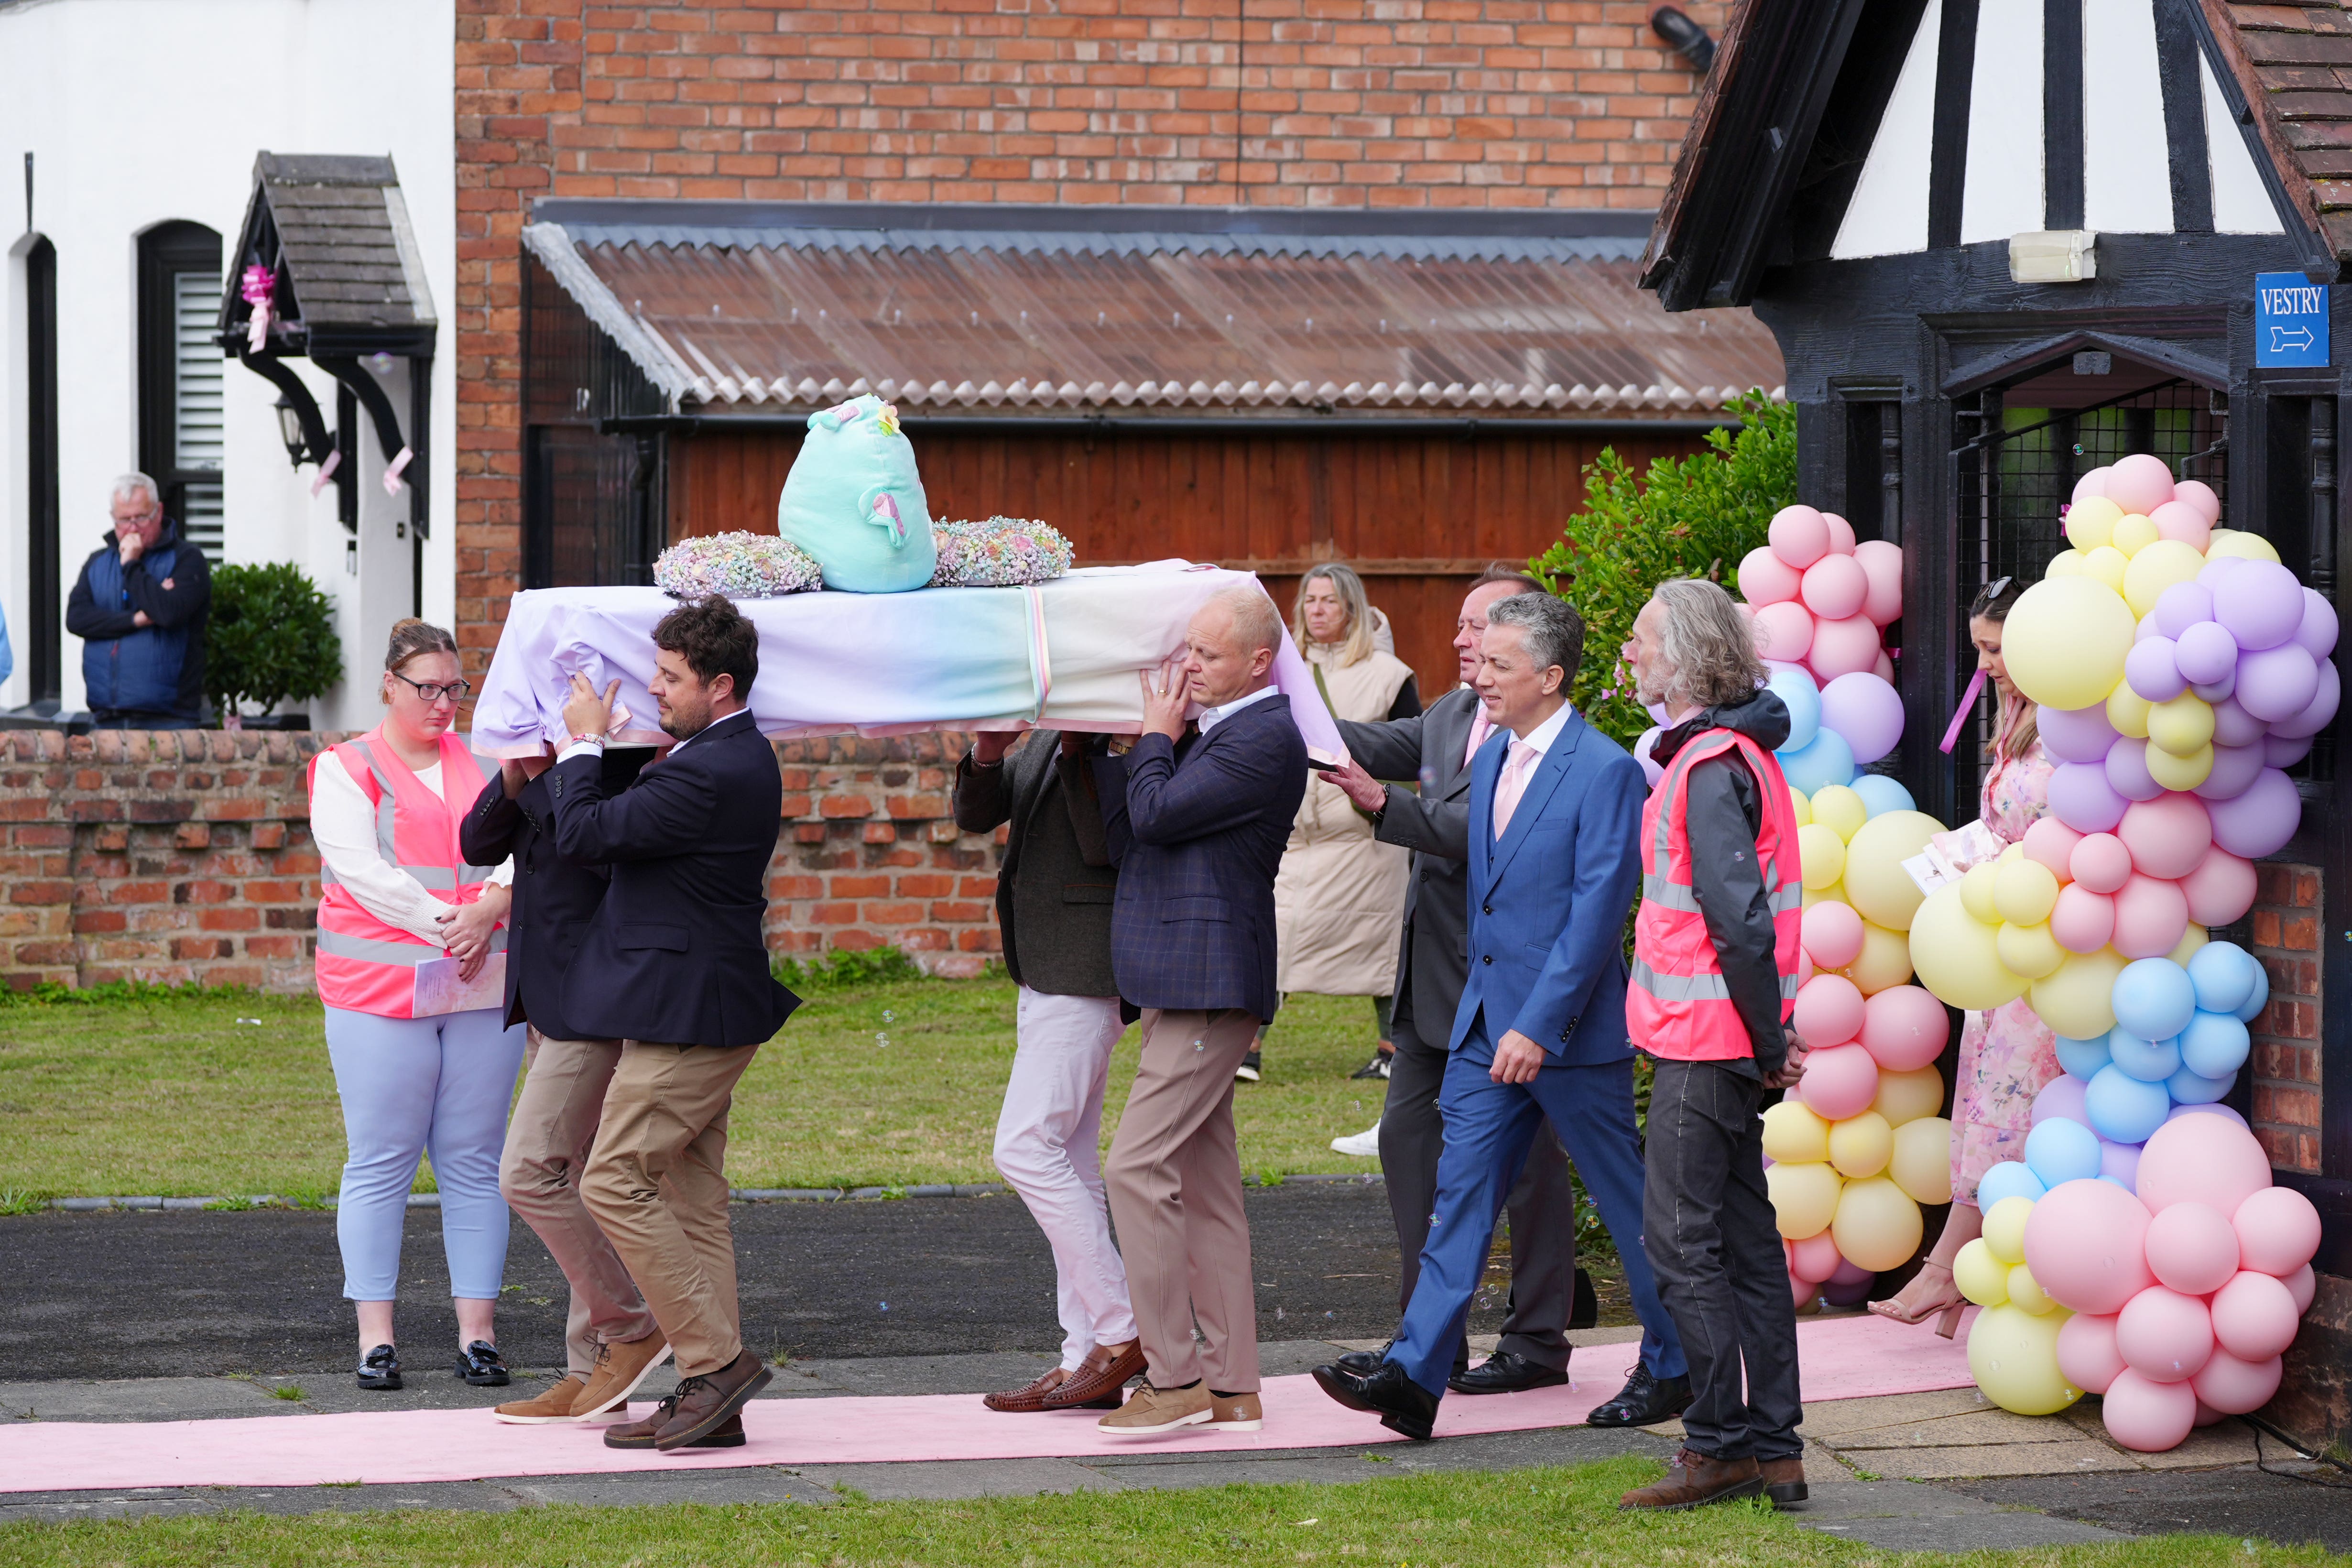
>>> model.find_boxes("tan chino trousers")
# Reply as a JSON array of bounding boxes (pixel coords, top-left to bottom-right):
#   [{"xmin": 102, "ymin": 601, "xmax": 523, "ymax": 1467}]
[
  {"xmin": 1103, "ymin": 1007, "xmax": 1263, "ymax": 1393},
  {"xmin": 581, "ymin": 1040, "xmax": 756, "ymax": 1378}
]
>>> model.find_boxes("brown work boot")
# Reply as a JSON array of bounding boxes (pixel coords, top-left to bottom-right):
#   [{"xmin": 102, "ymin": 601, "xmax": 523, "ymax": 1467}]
[
  {"xmin": 1041, "ymin": 1340, "xmax": 1148, "ymax": 1411},
  {"xmin": 602, "ymin": 1394, "xmax": 744, "ymax": 1450},
  {"xmin": 1759, "ymin": 1457, "xmax": 1808, "ymax": 1507},
  {"xmin": 573, "ymin": 1335, "xmax": 673, "ymax": 1421},
  {"xmin": 1208, "ymin": 1390, "xmax": 1263, "ymax": 1431},
  {"xmin": 492, "ymin": 1374, "xmax": 588, "ymax": 1425},
  {"xmin": 984, "ymin": 1366, "xmax": 1070, "ymax": 1414},
  {"xmin": 1098, "ymin": 1380, "xmax": 1213, "ymax": 1436},
  {"xmin": 653, "ymin": 1351, "xmax": 774, "ymax": 1452},
  {"xmin": 1618, "ymin": 1448, "xmax": 1766, "ymax": 1511}
]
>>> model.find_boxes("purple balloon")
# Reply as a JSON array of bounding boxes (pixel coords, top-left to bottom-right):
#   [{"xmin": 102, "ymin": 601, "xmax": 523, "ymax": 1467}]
[
  {"xmin": 1818, "ymin": 672, "xmax": 1905, "ymax": 766},
  {"xmin": 2294, "ymin": 588, "xmax": 2340, "ymax": 661},
  {"xmin": 2267, "ymin": 734, "xmax": 2315, "ymax": 769},
  {"xmin": 2208, "ymin": 767, "xmax": 2302, "ymax": 859},
  {"xmin": 2050, "ymin": 761, "xmax": 2130, "ymax": 832},
  {"xmin": 2236, "ymin": 642, "xmax": 2320, "ymax": 722},
  {"xmin": 2176, "ymin": 620, "xmax": 2240, "ymax": 684},
  {"xmin": 2099, "ymin": 1139, "xmax": 2144, "ymax": 1193},
  {"xmin": 1822, "ymin": 1268, "xmax": 1876, "ymax": 1306},
  {"xmin": 2038, "ymin": 703, "xmax": 2121, "ymax": 764},
  {"xmin": 2200, "ymin": 555, "xmax": 2250, "ymax": 588},
  {"xmin": 2193, "ymin": 741, "xmax": 2267, "ymax": 802},
  {"xmin": 2214, "ymin": 560, "xmax": 2304, "ymax": 652},
  {"xmin": 2134, "ymin": 612, "xmax": 2161, "ymax": 644},
  {"xmin": 2210, "ymin": 695, "xmax": 2266, "ymax": 749},
  {"xmin": 2271, "ymin": 657, "xmax": 2341, "ymax": 741},
  {"xmin": 2104, "ymin": 737, "xmax": 2166, "ymax": 802},
  {"xmin": 2192, "ymin": 670, "xmax": 2238, "ymax": 704},
  {"xmin": 2125, "ymin": 636, "xmax": 2187, "ymax": 702},
  {"xmin": 2032, "ymin": 1074, "xmax": 2091, "ymax": 1129},
  {"xmin": 2154, "ymin": 581, "xmax": 2216, "ymax": 639}
]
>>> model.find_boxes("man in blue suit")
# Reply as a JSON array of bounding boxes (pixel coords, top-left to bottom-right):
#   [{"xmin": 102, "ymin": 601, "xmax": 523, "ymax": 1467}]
[{"xmin": 1312, "ymin": 591, "xmax": 1688, "ymax": 1440}]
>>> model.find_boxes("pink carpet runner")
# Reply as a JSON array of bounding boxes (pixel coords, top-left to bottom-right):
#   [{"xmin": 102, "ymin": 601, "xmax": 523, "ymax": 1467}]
[{"xmin": 2, "ymin": 1314, "xmax": 1974, "ymax": 1493}]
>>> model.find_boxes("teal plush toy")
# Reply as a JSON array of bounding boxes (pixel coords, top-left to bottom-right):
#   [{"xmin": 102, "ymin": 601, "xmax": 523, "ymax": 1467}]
[{"xmin": 776, "ymin": 395, "xmax": 937, "ymax": 593}]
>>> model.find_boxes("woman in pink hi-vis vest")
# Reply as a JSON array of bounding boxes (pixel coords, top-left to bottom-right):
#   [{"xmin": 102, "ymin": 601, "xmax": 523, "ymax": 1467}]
[{"xmin": 308, "ymin": 621, "xmax": 525, "ymax": 1394}]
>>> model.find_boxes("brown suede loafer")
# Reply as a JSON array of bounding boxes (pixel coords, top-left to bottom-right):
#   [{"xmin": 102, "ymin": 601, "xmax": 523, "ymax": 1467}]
[
  {"xmin": 1041, "ymin": 1341, "xmax": 1147, "ymax": 1411},
  {"xmin": 983, "ymin": 1366, "xmax": 1070, "ymax": 1414},
  {"xmin": 1619, "ymin": 1448, "xmax": 1765, "ymax": 1511},
  {"xmin": 653, "ymin": 1351, "xmax": 773, "ymax": 1452},
  {"xmin": 493, "ymin": 1374, "xmax": 588, "ymax": 1425},
  {"xmin": 574, "ymin": 1335, "xmax": 673, "ymax": 1421}
]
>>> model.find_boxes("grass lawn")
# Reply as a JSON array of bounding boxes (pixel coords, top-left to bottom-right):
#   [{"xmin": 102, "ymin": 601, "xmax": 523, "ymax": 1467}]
[
  {"xmin": 0, "ymin": 980, "xmax": 1397, "ymax": 1201},
  {"xmin": 1, "ymin": 1457, "xmax": 2333, "ymax": 1568}
]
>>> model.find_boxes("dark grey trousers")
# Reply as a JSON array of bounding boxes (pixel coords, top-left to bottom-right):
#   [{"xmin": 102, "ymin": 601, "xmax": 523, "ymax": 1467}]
[
  {"xmin": 1378, "ymin": 1003, "xmax": 1574, "ymax": 1372},
  {"xmin": 1642, "ymin": 1057, "xmax": 1803, "ymax": 1461}
]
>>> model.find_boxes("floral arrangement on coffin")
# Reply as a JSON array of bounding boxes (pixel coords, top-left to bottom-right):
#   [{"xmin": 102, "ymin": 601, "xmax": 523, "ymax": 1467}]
[
  {"xmin": 653, "ymin": 532, "xmax": 824, "ymax": 599},
  {"xmin": 927, "ymin": 517, "xmax": 1074, "ymax": 588}
]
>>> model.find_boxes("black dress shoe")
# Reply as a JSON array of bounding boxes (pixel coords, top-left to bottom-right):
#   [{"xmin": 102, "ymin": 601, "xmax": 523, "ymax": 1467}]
[
  {"xmin": 1587, "ymin": 1365, "xmax": 1693, "ymax": 1428},
  {"xmin": 455, "ymin": 1339, "xmax": 510, "ymax": 1387},
  {"xmin": 356, "ymin": 1343, "xmax": 402, "ymax": 1391},
  {"xmin": 1448, "ymin": 1350, "xmax": 1570, "ymax": 1395},
  {"xmin": 1310, "ymin": 1360, "xmax": 1439, "ymax": 1441},
  {"xmin": 1333, "ymin": 1339, "xmax": 1393, "ymax": 1378}
]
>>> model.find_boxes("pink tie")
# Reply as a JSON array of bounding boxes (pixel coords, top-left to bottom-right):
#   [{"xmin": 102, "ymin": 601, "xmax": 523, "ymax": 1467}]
[
  {"xmin": 1492, "ymin": 741, "xmax": 1536, "ymax": 839},
  {"xmin": 1463, "ymin": 708, "xmax": 1493, "ymax": 772}
]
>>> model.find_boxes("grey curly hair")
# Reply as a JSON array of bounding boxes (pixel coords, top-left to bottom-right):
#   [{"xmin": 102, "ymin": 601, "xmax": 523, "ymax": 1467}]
[{"xmin": 1649, "ymin": 578, "xmax": 1768, "ymax": 709}]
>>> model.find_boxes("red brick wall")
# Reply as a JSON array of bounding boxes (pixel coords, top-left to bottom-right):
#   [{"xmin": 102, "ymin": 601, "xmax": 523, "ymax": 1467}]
[{"xmin": 2247, "ymin": 862, "xmax": 2322, "ymax": 1175}]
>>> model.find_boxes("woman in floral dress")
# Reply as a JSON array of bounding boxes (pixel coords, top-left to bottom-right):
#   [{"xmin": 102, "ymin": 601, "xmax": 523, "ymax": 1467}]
[{"xmin": 1869, "ymin": 578, "xmax": 2059, "ymax": 1337}]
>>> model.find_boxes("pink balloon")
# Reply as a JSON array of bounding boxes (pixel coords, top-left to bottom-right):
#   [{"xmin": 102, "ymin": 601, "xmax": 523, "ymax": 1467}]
[
  {"xmin": 2236, "ymin": 642, "xmax": 2319, "ymax": 723},
  {"xmin": 2169, "ymin": 1102, "xmax": 2250, "ymax": 1130},
  {"xmin": 2234, "ymin": 1186, "xmax": 2322, "ymax": 1277},
  {"xmin": 2069, "ymin": 832, "xmax": 2134, "ymax": 893},
  {"xmin": 2149, "ymin": 499, "xmax": 2212, "ymax": 551},
  {"xmin": 2145, "ymin": 1202, "xmax": 2242, "ymax": 1296},
  {"xmin": 2125, "ymin": 636, "xmax": 2188, "ymax": 703},
  {"xmin": 2153, "ymin": 581, "xmax": 2216, "ymax": 640},
  {"xmin": 2117, "ymin": 795, "xmax": 2213, "ymax": 881},
  {"xmin": 2050, "ymin": 762, "xmax": 2129, "ymax": 834},
  {"xmin": 1795, "ymin": 945, "xmax": 1817, "ymax": 984},
  {"xmin": 2057, "ymin": 1311, "xmax": 2126, "ymax": 1394},
  {"xmin": 1807, "ymin": 615, "xmax": 1883, "ymax": 681},
  {"xmin": 2049, "ymin": 883, "xmax": 2118, "ymax": 953},
  {"xmin": 1793, "ymin": 974, "xmax": 1867, "ymax": 1047},
  {"xmin": 2022, "ymin": 816, "xmax": 2082, "ymax": 882},
  {"xmin": 1738, "ymin": 546, "xmax": 1802, "ymax": 608},
  {"xmin": 2175, "ymin": 478, "xmax": 2222, "ymax": 524},
  {"xmin": 1799, "ymin": 1042, "xmax": 1881, "ymax": 1121},
  {"xmin": 2039, "ymin": 704, "xmax": 2120, "ymax": 765},
  {"xmin": 1819, "ymin": 672, "xmax": 1905, "ymax": 765},
  {"xmin": 1873, "ymin": 649, "xmax": 1895, "ymax": 684},
  {"xmin": 2176, "ymin": 621, "xmax": 2240, "ymax": 686},
  {"xmin": 2294, "ymin": 588, "xmax": 2339, "ymax": 660},
  {"xmin": 1853, "ymin": 539, "xmax": 1904, "ymax": 626},
  {"xmin": 2111, "ymin": 872, "xmax": 2189, "ymax": 960},
  {"xmin": 1634, "ymin": 726, "xmax": 1665, "ymax": 787},
  {"xmin": 2074, "ymin": 466, "xmax": 2113, "ymax": 504},
  {"xmin": 2211, "ymin": 1270, "xmax": 2302, "ymax": 1361},
  {"xmin": 2192, "ymin": 1350, "xmax": 2284, "ymax": 1416},
  {"xmin": 2180, "ymin": 845, "xmax": 2257, "ymax": 927},
  {"xmin": 2104, "ymin": 738, "xmax": 2165, "ymax": 804},
  {"xmin": 1801, "ymin": 554, "xmax": 1868, "ymax": 621},
  {"xmin": 2192, "ymin": 742, "xmax": 2266, "ymax": 803},
  {"xmin": 1754, "ymin": 601, "xmax": 1814, "ymax": 663},
  {"xmin": 2106, "ymin": 453, "xmax": 2178, "ymax": 517},
  {"xmin": 2118, "ymin": 1285, "xmax": 2215, "ymax": 1383},
  {"xmin": 2024, "ymin": 1176, "xmax": 2155, "ymax": 1315},
  {"xmin": 1770, "ymin": 505, "xmax": 1831, "ymax": 571},
  {"xmin": 2270, "ymin": 659, "xmax": 2341, "ymax": 741},
  {"xmin": 1790, "ymin": 1228, "xmax": 1843, "ymax": 1283},
  {"xmin": 2033, "ymin": 1075, "xmax": 2091, "ymax": 1130},
  {"xmin": 1789, "ymin": 1270, "xmax": 1815, "ymax": 1309},
  {"xmin": 2139, "ymin": 1115, "xmax": 2275, "ymax": 1219},
  {"xmin": 2214, "ymin": 561, "xmax": 2305, "ymax": 653},
  {"xmin": 1801, "ymin": 900, "xmax": 1866, "ymax": 970},
  {"xmin": 1823, "ymin": 512, "xmax": 1858, "ymax": 555},
  {"xmin": 2103, "ymin": 1368, "xmax": 2199, "ymax": 1452},
  {"xmin": 2286, "ymin": 1263, "xmax": 2318, "ymax": 1314},
  {"xmin": 1860, "ymin": 985, "xmax": 1950, "ymax": 1070},
  {"xmin": 2208, "ymin": 769, "xmax": 2302, "ymax": 861}
]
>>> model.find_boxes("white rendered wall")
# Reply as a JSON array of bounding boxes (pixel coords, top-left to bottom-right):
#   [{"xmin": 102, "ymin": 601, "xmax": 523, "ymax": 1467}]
[{"xmin": 0, "ymin": 0, "xmax": 454, "ymax": 725}]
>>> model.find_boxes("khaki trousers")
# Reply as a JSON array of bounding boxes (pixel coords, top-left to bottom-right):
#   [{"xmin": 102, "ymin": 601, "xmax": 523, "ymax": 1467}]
[
  {"xmin": 499, "ymin": 1030, "xmax": 661, "ymax": 1377},
  {"xmin": 1103, "ymin": 1007, "xmax": 1262, "ymax": 1393},
  {"xmin": 581, "ymin": 1040, "xmax": 755, "ymax": 1378}
]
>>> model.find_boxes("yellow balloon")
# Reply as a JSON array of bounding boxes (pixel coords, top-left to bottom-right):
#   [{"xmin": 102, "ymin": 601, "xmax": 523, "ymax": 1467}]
[
  {"xmin": 1787, "ymin": 786, "xmax": 1812, "ymax": 828},
  {"xmin": 1809, "ymin": 784, "xmax": 1867, "ymax": 843},
  {"xmin": 1959, "ymin": 862, "xmax": 2002, "ymax": 925},
  {"xmin": 2167, "ymin": 923, "xmax": 2210, "ymax": 968},
  {"xmin": 2107, "ymin": 682, "xmax": 2152, "ymax": 739},
  {"xmin": 2111, "ymin": 512, "xmax": 2159, "ymax": 557},
  {"xmin": 2081, "ymin": 545, "xmax": 2129, "ymax": 594},
  {"xmin": 1992, "ymin": 859, "xmax": 2059, "ymax": 926},
  {"xmin": 2001, "ymin": 577, "xmax": 2136, "ymax": 711},
  {"xmin": 2007, "ymin": 1262, "xmax": 2057, "ymax": 1315},
  {"xmin": 1761, "ymin": 1100, "xmax": 1832, "ymax": 1165},
  {"xmin": 1839, "ymin": 920, "xmax": 1915, "ymax": 995},
  {"xmin": 1997, "ymin": 841, "xmax": 2026, "ymax": 867},
  {"xmin": 2029, "ymin": 947, "xmax": 2128, "ymax": 1039},
  {"xmin": 1967, "ymin": 1302, "xmax": 2081, "ymax": 1416},
  {"xmin": 2147, "ymin": 693, "xmax": 2214, "ymax": 755},
  {"xmin": 1802, "ymin": 882, "xmax": 1844, "ymax": 910},
  {"xmin": 1831, "ymin": 1176, "xmax": 1924, "ymax": 1272},
  {"xmin": 1995, "ymin": 919, "xmax": 2066, "ymax": 981},
  {"xmin": 2065, "ymin": 494, "xmax": 2123, "ymax": 551},
  {"xmin": 1828, "ymin": 1110, "xmax": 1895, "ymax": 1178},
  {"xmin": 2207, "ymin": 529, "xmax": 2282, "ymax": 566},
  {"xmin": 1798, "ymin": 823, "xmax": 1849, "ymax": 891},
  {"xmin": 2124, "ymin": 538, "xmax": 2207, "ymax": 617},
  {"xmin": 2145, "ymin": 740, "xmax": 2213, "ymax": 792},
  {"xmin": 1910, "ymin": 884, "xmax": 2029, "ymax": 1010},
  {"xmin": 1842, "ymin": 811, "xmax": 1948, "ymax": 931},
  {"xmin": 2045, "ymin": 549, "xmax": 2086, "ymax": 578},
  {"xmin": 1873, "ymin": 1065, "xmax": 1947, "ymax": 1127},
  {"xmin": 1953, "ymin": 1237, "xmax": 2011, "ymax": 1307},
  {"xmin": 1766, "ymin": 1160, "xmax": 1843, "ymax": 1240},
  {"xmin": 1889, "ymin": 1116, "xmax": 1954, "ymax": 1204},
  {"xmin": 1982, "ymin": 1194, "xmax": 2036, "ymax": 1265}
]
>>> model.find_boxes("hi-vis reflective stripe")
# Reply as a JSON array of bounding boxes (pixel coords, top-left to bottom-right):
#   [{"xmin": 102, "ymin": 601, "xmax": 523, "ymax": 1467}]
[
  {"xmin": 1638, "ymin": 875, "xmax": 1804, "ymax": 916},
  {"xmin": 334, "ymin": 738, "xmax": 503, "ymax": 888},
  {"xmin": 1629, "ymin": 957, "xmax": 1801, "ymax": 1003},
  {"xmin": 316, "ymin": 927, "xmax": 509, "ymax": 964}
]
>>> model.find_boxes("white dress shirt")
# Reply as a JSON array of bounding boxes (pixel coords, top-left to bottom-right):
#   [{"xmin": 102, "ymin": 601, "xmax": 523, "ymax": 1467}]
[
  {"xmin": 1504, "ymin": 699, "xmax": 1575, "ymax": 762},
  {"xmin": 1197, "ymin": 683, "xmax": 1280, "ymax": 736},
  {"xmin": 312, "ymin": 754, "xmax": 512, "ymax": 945}
]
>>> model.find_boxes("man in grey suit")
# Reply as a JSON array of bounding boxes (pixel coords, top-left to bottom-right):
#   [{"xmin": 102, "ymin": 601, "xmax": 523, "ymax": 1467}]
[
  {"xmin": 955, "ymin": 728, "xmax": 1144, "ymax": 1416},
  {"xmin": 1318, "ymin": 568, "xmax": 1583, "ymax": 1396}
]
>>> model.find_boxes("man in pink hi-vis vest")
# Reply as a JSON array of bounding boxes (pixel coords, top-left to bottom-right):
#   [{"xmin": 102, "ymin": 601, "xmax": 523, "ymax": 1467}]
[{"xmin": 1619, "ymin": 577, "xmax": 1814, "ymax": 1515}]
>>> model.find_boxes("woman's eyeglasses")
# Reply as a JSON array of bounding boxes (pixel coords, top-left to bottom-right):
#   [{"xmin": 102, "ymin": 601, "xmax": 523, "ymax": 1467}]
[{"xmin": 392, "ymin": 672, "xmax": 472, "ymax": 703}]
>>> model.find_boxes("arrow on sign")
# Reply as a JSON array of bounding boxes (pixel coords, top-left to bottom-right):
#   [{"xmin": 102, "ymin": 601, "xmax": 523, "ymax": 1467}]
[{"xmin": 2272, "ymin": 324, "xmax": 2317, "ymax": 353}]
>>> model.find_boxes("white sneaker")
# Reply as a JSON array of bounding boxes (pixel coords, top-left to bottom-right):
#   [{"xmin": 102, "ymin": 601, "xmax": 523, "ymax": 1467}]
[{"xmin": 1330, "ymin": 1122, "xmax": 1382, "ymax": 1159}]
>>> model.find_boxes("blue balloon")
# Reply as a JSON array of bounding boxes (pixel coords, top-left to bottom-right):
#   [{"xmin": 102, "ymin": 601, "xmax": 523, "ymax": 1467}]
[
  {"xmin": 1767, "ymin": 664, "xmax": 1822, "ymax": 752},
  {"xmin": 2054, "ymin": 1034, "xmax": 2113, "ymax": 1081},
  {"xmin": 2233, "ymin": 959, "xmax": 2271, "ymax": 1025},
  {"xmin": 1851, "ymin": 773, "xmax": 1917, "ymax": 819},
  {"xmin": 2085, "ymin": 1064, "xmax": 2172, "ymax": 1144},
  {"xmin": 2166, "ymin": 1063, "xmax": 2235, "ymax": 1105},
  {"xmin": 2105, "ymin": 1026, "xmax": 2183, "ymax": 1083},
  {"xmin": 1975, "ymin": 1160, "xmax": 2047, "ymax": 1209},
  {"xmin": 2024, "ymin": 1117, "xmax": 2102, "ymax": 1188},
  {"xmin": 2099, "ymin": 1174, "xmax": 2134, "ymax": 1190},
  {"xmin": 2177, "ymin": 1010, "xmax": 2252, "ymax": 1080},
  {"xmin": 1777, "ymin": 727, "xmax": 1857, "ymax": 795},
  {"xmin": 2111, "ymin": 958, "xmax": 2198, "ymax": 1043},
  {"xmin": 2187, "ymin": 941, "xmax": 2259, "ymax": 1016}
]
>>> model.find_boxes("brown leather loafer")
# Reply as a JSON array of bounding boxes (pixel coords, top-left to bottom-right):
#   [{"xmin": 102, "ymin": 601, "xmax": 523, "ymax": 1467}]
[
  {"xmin": 603, "ymin": 1395, "xmax": 744, "ymax": 1450},
  {"xmin": 1041, "ymin": 1340, "xmax": 1147, "ymax": 1411},
  {"xmin": 653, "ymin": 1351, "xmax": 773, "ymax": 1452},
  {"xmin": 1759, "ymin": 1457, "xmax": 1808, "ymax": 1506},
  {"xmin": 983, "ymin": 1366, "xmax": 1070, "ymax": 1414},
  {"xmin": 1619, "ymin": 1448, "xmax": 1765, "ymax": 1511}
]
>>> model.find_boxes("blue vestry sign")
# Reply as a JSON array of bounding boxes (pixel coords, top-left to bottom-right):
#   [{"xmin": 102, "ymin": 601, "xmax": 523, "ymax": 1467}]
[{"xmin": 2256, "ymin": 272, "xmax": 2330, "ymax": 368}]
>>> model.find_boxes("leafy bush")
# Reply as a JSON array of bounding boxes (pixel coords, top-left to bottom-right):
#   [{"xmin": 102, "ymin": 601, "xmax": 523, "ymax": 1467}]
[
  {"xmin": 1529, "ymin": 391, "xmax": 1799, "ymax": 745},
  {"xmin": 206, "ymin": 562, "xmax": 342, "ymax": 719}
]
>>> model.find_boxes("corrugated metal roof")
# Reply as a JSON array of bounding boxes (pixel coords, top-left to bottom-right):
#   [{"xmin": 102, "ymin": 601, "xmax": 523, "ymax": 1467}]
[{"xmin": 522, "ymin": 202, "xmax": 1784, "ymax": 418}]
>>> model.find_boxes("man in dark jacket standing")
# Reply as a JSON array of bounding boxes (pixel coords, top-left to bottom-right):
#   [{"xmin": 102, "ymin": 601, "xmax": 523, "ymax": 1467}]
[
  {"xmin": 65, "ymin": 474, "xmax": 211, "ymax": 727},
  {"xmin": 552, "ymin": 594, "xmax": 801, "ymax": 1455},
  {"xmin": 954, "ymin": 728, "xmax": 1141, "ymax": 1415}
]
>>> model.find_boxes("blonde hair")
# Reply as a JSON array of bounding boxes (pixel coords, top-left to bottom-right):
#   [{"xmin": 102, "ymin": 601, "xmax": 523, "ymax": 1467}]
[
  {"xmin": 1292, "ymin": 564, "xmax": 1375, "ymax": 666},
  {"xmin": 1651, "ymin": 578, "xmax": 1769, "ymax": 709}
]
